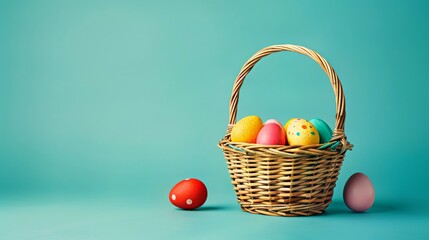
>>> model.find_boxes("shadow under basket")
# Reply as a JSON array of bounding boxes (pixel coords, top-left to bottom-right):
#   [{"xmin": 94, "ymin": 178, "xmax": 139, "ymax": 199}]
[{"xmin": 218, "ymin": 44, "xmax": 353, "ymax": 217}]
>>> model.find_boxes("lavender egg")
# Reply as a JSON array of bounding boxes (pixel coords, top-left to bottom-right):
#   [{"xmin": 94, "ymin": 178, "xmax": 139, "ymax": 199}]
[{"xmin": 343, "ymin": 172, "xmax": 375, "ymax": 212}]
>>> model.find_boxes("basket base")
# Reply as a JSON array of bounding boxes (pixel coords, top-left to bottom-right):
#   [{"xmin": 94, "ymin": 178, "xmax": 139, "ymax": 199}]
[{"xmin": 240, "ymin": 201, "xmax": 331, "ymax": 217}]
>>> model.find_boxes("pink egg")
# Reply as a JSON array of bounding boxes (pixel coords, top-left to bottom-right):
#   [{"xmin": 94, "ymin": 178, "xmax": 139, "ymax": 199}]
[
  {"xmin": 264, "ymin": 119, "xmax": 283, "ymax": 128},
  {"xmin": 343, "ymin": 172, "xmax": 375, "ymax": 212},
  {"xmin": 256, "ymin": 123, "xmax": 286, "ymax": 145}
]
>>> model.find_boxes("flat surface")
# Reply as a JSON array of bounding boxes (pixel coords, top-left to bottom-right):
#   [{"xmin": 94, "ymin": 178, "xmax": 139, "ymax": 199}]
[
  {"xmin": 1, "ymin": 195, "xmax": 428, "ymax": 240},
  {"xmin": 1, "ymin": 1, "xmax": 429, "ymax": 239}
]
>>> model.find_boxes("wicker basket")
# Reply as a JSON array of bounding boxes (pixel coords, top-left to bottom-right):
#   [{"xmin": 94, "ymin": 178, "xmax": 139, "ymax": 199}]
[{"xmin": 218, "ymin": 44, "xmax": 353, "ymax": 217}]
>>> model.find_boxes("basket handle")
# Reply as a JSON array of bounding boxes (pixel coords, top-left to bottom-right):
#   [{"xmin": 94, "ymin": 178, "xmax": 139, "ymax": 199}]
[{"xmin": 228, "ymin": 44, "xmax": 347, "ymax": 143}]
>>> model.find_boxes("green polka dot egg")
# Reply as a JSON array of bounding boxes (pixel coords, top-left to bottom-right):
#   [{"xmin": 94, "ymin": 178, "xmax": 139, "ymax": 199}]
[{"xmin": 286, "ymin": 118, "xmax": 320, "ymax": 145}]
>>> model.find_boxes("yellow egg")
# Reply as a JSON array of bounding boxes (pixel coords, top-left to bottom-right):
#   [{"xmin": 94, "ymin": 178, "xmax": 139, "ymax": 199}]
[
  {"xmin": 286, "ymin": 118, "xmax": 320, "ymax": 145},
  {"xmin": 231, "ymin": 116, "xmax": 263, "ymax": 143},
  {"xmin": 283, "ymin": 118, "xmax": 297, "ymax": 132}
]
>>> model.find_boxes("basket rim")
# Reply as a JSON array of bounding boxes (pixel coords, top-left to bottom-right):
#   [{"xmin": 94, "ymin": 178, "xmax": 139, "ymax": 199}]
[{"xmin": 218, "ymin": 136, "xmax": 352, "ymax": 157}]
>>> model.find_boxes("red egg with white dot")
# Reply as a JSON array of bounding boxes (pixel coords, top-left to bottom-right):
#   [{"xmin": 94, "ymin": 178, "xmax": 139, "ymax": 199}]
[{"xmin": 169, "ymin": 178, "xmax": 208, "ymax": 210}]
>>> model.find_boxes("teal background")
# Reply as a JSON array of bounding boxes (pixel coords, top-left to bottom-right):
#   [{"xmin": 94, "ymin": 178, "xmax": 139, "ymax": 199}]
[{"xmin": 1, "ymin": 0, "xmax": 428, "ymax": 239}]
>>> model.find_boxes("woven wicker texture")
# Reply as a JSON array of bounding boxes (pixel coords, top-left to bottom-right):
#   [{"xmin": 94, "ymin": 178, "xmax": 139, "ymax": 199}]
[{"xmin": 218, "ymin": 44, "xmax": 353, "ymax": 216}]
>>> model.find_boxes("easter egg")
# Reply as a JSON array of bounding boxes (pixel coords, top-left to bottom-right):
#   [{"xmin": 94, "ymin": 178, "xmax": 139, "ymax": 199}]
[
  {"xmin": 231, "ymin": 115, "xmax": 263, "ymax": 143},
  {"xmin": 284, "ymin": 118, "xmax": 297, "ymax": 131},
  {"xmin": 286, "ymin": 118, "xmax": 320, "ymax": 145},
  {"xmin": 309, "ymin": 118, "xmax": 333, "ymax": 143},
  {"xmin": 256, "ymin": 123, "xmax": 286, "ymax": 145},
  {"xmin": 343, "ymin": 173, "xmax": 375, "ymax": 212},
  {"xmin": 169, "ymin": 178, "xmax": 208, "ymax": 210},
  {"xmin": 264, "ymin": 119, "xmax": 283, "ymax": 128}
]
